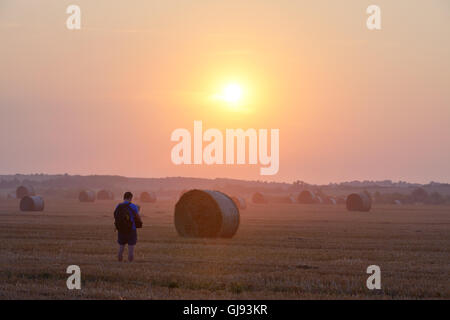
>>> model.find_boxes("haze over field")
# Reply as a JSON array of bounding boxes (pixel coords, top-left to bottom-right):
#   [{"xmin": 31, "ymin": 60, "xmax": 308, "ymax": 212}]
[{"xmin": 0, "ymin": 0, "xmax": 449, "ymax": 183}]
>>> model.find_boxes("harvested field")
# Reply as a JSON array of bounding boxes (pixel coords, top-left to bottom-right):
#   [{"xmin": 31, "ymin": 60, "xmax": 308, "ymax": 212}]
[{"xmin": 0, "ymin": 199, "xmax": 448, "ymax": 299}]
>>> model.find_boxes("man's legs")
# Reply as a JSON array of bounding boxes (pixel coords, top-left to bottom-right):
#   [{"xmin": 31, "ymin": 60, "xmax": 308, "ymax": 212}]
[
  {"xmin": 118, "ymin": 245, "xmax": 125, "ymax": 262},
  {"xmin": 128, "ymin": 245, "xmax": 135, "ymax": 262}
]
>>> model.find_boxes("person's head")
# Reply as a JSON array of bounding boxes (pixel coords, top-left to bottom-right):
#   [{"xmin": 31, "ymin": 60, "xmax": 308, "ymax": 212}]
[{"xmin": 123, "ymin": 192, "xmax": 133, "ymax": 201}]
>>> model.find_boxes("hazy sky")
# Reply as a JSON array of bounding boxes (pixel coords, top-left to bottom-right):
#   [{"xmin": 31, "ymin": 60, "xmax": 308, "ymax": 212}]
[{"xmin": 0, "ymin": 0, "xmax": 449, "ymax": 184}]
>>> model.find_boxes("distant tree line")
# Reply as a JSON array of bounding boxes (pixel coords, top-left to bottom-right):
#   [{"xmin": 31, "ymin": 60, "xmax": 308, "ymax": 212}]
[{"xmin": 374, "ymin": 188, "xmax": 450, "ymax": 205}]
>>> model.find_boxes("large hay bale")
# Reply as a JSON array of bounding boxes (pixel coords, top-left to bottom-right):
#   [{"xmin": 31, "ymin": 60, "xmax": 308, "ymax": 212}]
[
  {"xmin": 16, "ymin": 186, "xmax": 35, "ymax": 199},
  {"xmin": 231, "ymin": 196, "xmax": 247, "ymax": 210},
  {"xmin": 20, "ymin": 196, "xmax": 44, "ymax": 212},
  {"xmin": 140, "ymin": 191, "xmax": 157, "ymax": 203},
  {"xmin": 79, "ymin": 190, "xmax": 95, "ymax": 202},
  {"xmin": 252, "ymin": 192, "xmax": 268, "ymax": 204},
  {"xmin": 297, "ymin": 190, "xmax": 316, "ymax": 204},
  {"xmin": 174, "ymin": 190, "xmax": 240, "ymax": 238},
  {"xmin": 97, "ymin": 190, "xmax": 114, "ymax": 200},
  {"xmin": 7, "ymin": 193, "xmax": 16, "ymax": 200},
  {"xmin": 346, "ymin": 193, "xmax": 372, "ymax": 212}
]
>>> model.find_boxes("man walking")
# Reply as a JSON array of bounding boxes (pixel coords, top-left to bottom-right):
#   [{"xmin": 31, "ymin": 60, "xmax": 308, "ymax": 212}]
[{"xmin": 114, "ymin": 192, "xmax": 142, "ymax": 262}]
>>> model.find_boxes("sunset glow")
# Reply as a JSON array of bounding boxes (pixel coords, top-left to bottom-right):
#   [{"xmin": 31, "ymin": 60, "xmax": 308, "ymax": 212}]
[
  {"xmin": 0, "ymin": 0, "xmax": 449, "ymax": 183},
  {"xmin": 213, "ymin": 83, "xmax": 245, "ymax": 108},
  {"xmin": 222, "ymin": 84, "xmax": 243, "ymax": 104}
]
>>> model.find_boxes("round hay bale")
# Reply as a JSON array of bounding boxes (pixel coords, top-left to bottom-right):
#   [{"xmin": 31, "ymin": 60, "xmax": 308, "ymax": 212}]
[
  {"xmin": 394, "ymin": 200, "xmax": 402, "ymax": 205},
  {"xmin": 97, "ymin": 190, "xmax": 114, "ymax": 200},
  {"xmin": 20, "ymin": 196, "xmax": 44, "ymax": 212},
  {"xmin": 79, "ymin": 190, "xmax": 95, "ymax": 202},
  {"xmin": 252, "ymin": 192, "xmax": 267, "ymax": 204},
  {"xmin": 16, "ymin": 186, "xmax": 35, "ymax": 199},
  {"xmin": 231, "ymin": 196, "xmax": 247, "ymax": 210},
  {"xmin": 174, "ymin": 190, "xmax": 240, "ymax": 238},
  {"xmin": 346, "ymin": 193, "xmax": 372, "ymax": 212},
  {"xmin": 297, "ymin": 190, "xmax": 316, "ymax": 204},
  {"xmin": 140, "ymin": 191, "xmax": 157, "ymax": 203},
  {"xmin": 7, "ymin": 193, "xmax": 16, "ymax": 200}
]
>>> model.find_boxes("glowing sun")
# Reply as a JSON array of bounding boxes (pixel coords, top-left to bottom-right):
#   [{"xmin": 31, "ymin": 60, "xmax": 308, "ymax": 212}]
[
  {"xmin": 213, "ymin": 83, "xmax": 244, "ymax": 106},
  {"xmin": 222, "ymin": 83, "xmax": 243, "ymax": 103}
]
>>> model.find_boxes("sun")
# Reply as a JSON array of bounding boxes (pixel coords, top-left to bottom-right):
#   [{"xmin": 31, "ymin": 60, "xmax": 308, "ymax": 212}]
[
  {"xmin": 222, "ymin": 83, "xmax": 243, "ymax": 104},
  {"xmin": 213, "ymin": 83, "xmax": 244, "ymax": 106}
]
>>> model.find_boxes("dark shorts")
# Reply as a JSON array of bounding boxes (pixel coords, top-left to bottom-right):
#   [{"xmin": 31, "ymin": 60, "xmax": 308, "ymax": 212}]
[{"xmin": 117, "ymin": 230, "xmax": 137, "ymax": 246}]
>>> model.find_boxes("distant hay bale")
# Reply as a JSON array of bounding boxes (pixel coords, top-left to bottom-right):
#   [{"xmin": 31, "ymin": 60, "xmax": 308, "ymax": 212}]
[
  {"xmin": 79, "ymin": 190, "xmax": 95, "ymax": 202},
  {"xmin": 7, "ymin": 193, "xmax": 16, "ymax": 199},
  {"xmin": 394, "ymin": 200, "xmax": 402, "ymax": 205},
  {"xmin": 175, "ymin": 190, "xmax": 240, "ymax": 238},
  {"xmin": 20, "ymin": 196, "xmax": 44, "ymax": 212},
  {"xmin": 140, "ymin": 191, "xmax": 157, "ymax": 203},
  {"xmin": 97, "ymin": 190, "xmax": 114, "ymax": 200},
  {"xmin": 346, "ymin": 193, "xmax": 372, "ymax": 212},
  {"xmin": 231, "ymin": 196, "xmax": 247, "ymax": 210},
  {"xmin": 252, "ymin": 192, "xmax": 268, "ymax": 204},
  {"xmin": 16, "ymin": 186, "xmax": 35, "ymax": 199},
  {"xmin": 297, "ymin": 190, "xmax": 316, "ymax": 204},
  {"xmin": 315, "ymin": 196, "xmax": 323, "ymax": 204}
]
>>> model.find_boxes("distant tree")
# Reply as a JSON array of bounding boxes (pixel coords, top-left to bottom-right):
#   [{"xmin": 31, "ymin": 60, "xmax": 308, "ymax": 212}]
[
  {"xmin": 316, "ymin": 188, "xmax": 326, "ymax": 197},
  {"xmin": 411, "ymin": 188, "xmax": 428, "ymax": 203},
  {"xmin": 291, "ymin": 180, "xmax": 307, "ymax": 191},
  {"xmin": 428, "ymin": 192, "xmax": 444, "ymax": 205}
]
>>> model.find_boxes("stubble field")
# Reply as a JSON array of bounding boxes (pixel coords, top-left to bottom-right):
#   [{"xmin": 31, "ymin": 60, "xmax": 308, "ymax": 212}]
[{"xmin": 0, "ymin": 198, "xmax": 448, "ymax": 299}]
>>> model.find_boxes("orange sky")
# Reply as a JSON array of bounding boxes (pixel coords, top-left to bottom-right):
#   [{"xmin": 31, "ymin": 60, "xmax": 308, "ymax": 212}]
[{"xmin": 0, "ymin": 0, "xmax": 449, "ymax": 184}]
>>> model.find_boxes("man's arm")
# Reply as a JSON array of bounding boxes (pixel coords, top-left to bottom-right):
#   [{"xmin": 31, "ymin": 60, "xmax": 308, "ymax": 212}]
[
  {"xmin": 130, "ymin": 203, "xmax": 143, "ymax": 228},
  {"xmin": 130, "ymin": 203, "xmax": 140, "ymax": 216}
]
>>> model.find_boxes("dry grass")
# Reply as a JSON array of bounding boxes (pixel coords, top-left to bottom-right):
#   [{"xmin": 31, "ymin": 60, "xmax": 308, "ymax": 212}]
[{"xmin": 0, "ymin": 198, "xmax": 449, "ymax": 299}]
